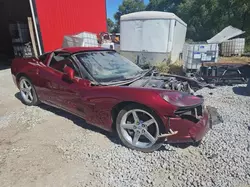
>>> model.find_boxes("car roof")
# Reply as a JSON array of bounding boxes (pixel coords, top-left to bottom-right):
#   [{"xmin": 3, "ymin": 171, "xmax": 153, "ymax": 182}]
[{"xmin": 55, "ymin": 47, "xmax": 112, "ymax": 54}]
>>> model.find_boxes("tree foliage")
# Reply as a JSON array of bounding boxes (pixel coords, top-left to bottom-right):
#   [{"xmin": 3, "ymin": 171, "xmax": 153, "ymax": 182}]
[
  {"xmin": 107, "ymin": 18, "xmax": 115, "ymax": 33},
  {"xmin": 146, "ymin": 0, "xmax": 182, "ymax": 13},
  {"xmin": 177, "ymin": 0, "xmax": 250, "ymax": 42},
  {"xmin": 113, "ymin": 0, "xmax": 145, "ymax": 33},
  {"xmin": 111, "ymin": 0, "xmax": 250, "ymax": 46}
]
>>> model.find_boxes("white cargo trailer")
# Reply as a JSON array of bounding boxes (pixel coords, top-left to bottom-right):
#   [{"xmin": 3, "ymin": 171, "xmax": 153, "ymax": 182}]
[{"xmin": 120, "ymin": 11, "xmax": 187, "ymax": 67}]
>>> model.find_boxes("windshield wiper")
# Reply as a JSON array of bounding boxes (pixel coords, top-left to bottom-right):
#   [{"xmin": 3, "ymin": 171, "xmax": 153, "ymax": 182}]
[
  {"xmin": 125, "ymin": 67, "xmax": 155, "ymax": 80},
  {"xmin": 123, "ymin": 70, "xmax": 148, "ymax": 80},
  {"xmin": 141, "ymin": 67, "xmax": 157, "ymax": 87},
  {"xmin": 144, "ymin": 66, "xmax": 156, "ymax": 76},
  {"xmin": 100, "ymin": 67, "xmax": 156, "ymax": 86}
]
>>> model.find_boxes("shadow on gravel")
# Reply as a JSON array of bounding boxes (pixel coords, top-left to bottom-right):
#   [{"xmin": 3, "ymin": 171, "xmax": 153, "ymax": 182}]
[
  {"xmin": 0, "ymin": 64, "xmax": 10, "ymax": 71},
  {"xmin": 232, "ymin": 86, "xmax": 250, "ymax": 96},
  {"xmin": 169, "ymin": 143, "xmax": 191, "ymax": 149},
  {"xmin": 169, "ymin": 141, "xmax": 202, "ymax": 149},
  {"xmin": 0, "ymin": 55, "xmax": 11, "ymax": 70},
  {"xmin": 15, "ymin": 92, "xmax": 120, "ymax": 146}
]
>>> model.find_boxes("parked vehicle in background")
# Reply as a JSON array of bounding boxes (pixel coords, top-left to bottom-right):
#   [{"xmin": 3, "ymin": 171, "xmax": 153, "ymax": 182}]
[
  {"xmin": 11, "ymin": 47, "xmax": 211, "ymax": 152},
  {"xmin": 120, "ymin": 11, "xmax": 187, "ymax": 66}
]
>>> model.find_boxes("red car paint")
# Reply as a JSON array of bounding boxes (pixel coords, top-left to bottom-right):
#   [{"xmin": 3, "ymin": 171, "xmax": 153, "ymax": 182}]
[{"xmin": 11, "ymin": 47, "xmax": 210, "ymax": 143}]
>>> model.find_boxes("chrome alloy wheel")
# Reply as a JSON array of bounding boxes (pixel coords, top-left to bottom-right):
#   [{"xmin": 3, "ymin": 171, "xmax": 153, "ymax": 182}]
[
  {"xmin": 20, "ymin": 78, "xmax": 34, "ymax": 104},
  {"xmin": 120, "ymin": 109, "xmax": 160, "ymax": 149}
]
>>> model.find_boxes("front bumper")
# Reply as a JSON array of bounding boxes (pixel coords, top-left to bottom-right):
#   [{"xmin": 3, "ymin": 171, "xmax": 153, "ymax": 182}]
[{"xmin": 166, "ymin": 109, "xmax": 211, "ymax": 144}]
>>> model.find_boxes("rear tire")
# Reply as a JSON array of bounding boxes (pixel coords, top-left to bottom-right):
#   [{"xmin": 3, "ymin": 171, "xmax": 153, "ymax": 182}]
[
  {"xmin": 19, "ymin": 76, "xmax": 40, "ymax": 106},
  {"xmin": 116, "ymin": 104, "xmax": 165, "ymax": 152}
]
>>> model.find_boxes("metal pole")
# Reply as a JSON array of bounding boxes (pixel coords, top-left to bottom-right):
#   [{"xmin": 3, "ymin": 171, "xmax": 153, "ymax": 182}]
[
  {"xmin": 27, "ymin": 17, "xmax": 38, "ymax": 57},
  {"xmin": 28, "ymin": 0, "xmax": 42, "ymax": 55}
]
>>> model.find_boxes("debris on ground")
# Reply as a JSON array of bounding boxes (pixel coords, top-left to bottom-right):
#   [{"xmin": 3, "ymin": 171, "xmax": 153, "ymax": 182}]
[{"xmin": 206, "ymin": 105, "xmax": 224, "ymax": 125}]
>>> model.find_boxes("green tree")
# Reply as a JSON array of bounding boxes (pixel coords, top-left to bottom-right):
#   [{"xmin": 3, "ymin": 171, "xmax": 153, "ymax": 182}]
[
  {"xmin": 112, "ymin": 0, "xmax": 250, "ymax": 49},
  {"xmin": 177, "ymin": 0, "xmax": 219, "ymax": 41},
  {"xmin": 177, "ymin": 0, "xmax": 250, "ymax": 42},
  {"xmin": 113, "ymin": 0, "xmax": 146, "ymax": 32},
  {"xmin": 145, "ymin": 0, "xmax": 250, "ymax": 45},
  {"xmin": 146, "ymin": 0, "xmax": 183, "ymax": 13},
  {"xmin": 107, "ymin": 18, "xmax": 115, "ymax": 33}
]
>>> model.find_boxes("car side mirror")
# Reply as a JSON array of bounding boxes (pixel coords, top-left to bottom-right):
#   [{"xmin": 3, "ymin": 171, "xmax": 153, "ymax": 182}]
[{"xmin": 63, "ymin": 66, "xmax": 76, "ymax": 82}]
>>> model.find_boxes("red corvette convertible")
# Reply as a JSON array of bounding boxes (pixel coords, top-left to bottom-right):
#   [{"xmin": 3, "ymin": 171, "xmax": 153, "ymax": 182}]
[{"xmin": 11, "ymin": 47, "xmax": 211, "ymax": 152}]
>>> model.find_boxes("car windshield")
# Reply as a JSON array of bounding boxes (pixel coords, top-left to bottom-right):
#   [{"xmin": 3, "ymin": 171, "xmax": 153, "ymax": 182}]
[{"xmin": 76, "ymin": 51, "xmax": 144, "ymax": 82}]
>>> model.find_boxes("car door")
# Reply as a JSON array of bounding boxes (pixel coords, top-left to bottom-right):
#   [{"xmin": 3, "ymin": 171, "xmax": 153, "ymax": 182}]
[
  {"xmin": 53, "ymin": 63, "xmax": 88, "ymax": 116},
  {"xmin": 38, "ymin": 52, "xmax": 86, "ymax": 116},
  {"xmin": 37, "ymin": 52, "xmax": 67, "ymax": 104}
]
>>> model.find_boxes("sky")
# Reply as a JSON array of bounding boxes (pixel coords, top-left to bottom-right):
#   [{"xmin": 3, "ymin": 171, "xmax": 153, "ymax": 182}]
[{"xmin": 106, "ymin": 0, "xmax": 149, "ymax": 21}]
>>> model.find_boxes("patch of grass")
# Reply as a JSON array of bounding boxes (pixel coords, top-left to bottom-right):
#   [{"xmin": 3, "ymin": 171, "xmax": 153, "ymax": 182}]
[
  {"xmin": 219, "ymin": 56, "xmax": 250, "ymax": 64},
  {"xmin": 155, "ymin": 60, "xmax": 184, "ymax": 75},
  {"xmin": 168, "ymin": 60, "xmax": 184, "ymax": 75},
  {"xmin": 155, "ymin": 62, "xmax": 170, "ymax": 74}
]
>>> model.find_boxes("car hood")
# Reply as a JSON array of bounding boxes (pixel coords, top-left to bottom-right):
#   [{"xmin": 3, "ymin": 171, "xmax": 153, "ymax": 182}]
[{"xmin": 126, "ymin": 73, "xmax": 212, "ymax": 95}]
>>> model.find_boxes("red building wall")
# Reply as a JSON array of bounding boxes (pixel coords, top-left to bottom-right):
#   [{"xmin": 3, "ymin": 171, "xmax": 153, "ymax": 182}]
[{"xmin": 34, "ymin": 0, "xmax": 107, "ymax": 52}]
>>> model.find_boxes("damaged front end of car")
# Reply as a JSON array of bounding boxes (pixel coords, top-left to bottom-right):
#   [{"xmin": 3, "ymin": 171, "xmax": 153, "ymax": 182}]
[
  {"xmin": 127, "ymin": 69, "xmax": 214, "ymax": 94},
  {"xmin": 156, "ymin": 93, "xmax": 213, "ymax": 144},
  {"xmin": 95, "ymin": 66, "xmax": 214, "ymax": 94}
]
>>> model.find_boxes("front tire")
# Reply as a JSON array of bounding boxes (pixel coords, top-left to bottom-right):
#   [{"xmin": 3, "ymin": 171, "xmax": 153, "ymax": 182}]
[
  {"xmin": 19, "ymin": 76, "xmax": 40, "ymax": 106},
  {"xmin": 116, "ymin": 104, "xmax": 165, "ymax": 152}
]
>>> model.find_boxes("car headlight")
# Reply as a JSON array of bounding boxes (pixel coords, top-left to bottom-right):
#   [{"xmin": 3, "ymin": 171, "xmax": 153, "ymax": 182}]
[
  {"xmin": 161, "ymin": 92, "xmax": 204, "ymax": 107},
  {"xmin": 160, "ymin": 92, "xmax": 186, "ymax": 107}
]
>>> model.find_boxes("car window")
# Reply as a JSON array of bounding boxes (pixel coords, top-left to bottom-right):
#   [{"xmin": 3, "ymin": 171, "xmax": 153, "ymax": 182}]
[
  {"xmin": 49, "ymin": 53, "xmax": 80, "ymax": 77},
  {"xmin": 76, "ymin": 51, "xmax": 143, "ymax": 82},
  {"xmin": 38, "ymin": 53, "xmax": 50, "ymax": 64},
  {"xmin": 49, "ymin": 53, "xmax": 69, "ymax": 68}
]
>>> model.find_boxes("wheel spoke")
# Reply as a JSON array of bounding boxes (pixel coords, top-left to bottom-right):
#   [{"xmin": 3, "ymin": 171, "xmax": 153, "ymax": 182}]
[
  {"xmin": 24, "ymin": 92, "xmax": 29, "ymax": 97},
  {"xmin": 22, "ymin": 88, "xmax": 29, "ymax": 93},
  {"xmin": 144, "ymin": 130, "xmax": 156, "ymax": 143},
  {"xmin": 121, "ymin": 123, "xmax": 135, "ymax": 130},
  {"xmin": 23, "ymin": 81, "xmax": 29, "ymax": 88},
  {"xmin": 143, "ymin": 119, "xmax": 155, "ymax": 127},
  {"xmin": 132, "ymin": 131, "xmax": 141, "ymax": 145},
  {"xmin": 132, "ymin": 111, "xmax": 139, "ymax": 123},
  {"xmin": 28, "ymin": 92, "xmax": 33, "ymax": 101}
]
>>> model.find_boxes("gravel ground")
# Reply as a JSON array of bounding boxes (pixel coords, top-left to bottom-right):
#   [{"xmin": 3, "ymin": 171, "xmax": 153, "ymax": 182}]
[{"xmin": 0, "ymin": 67, "xmax": 250, "ymax": 187}]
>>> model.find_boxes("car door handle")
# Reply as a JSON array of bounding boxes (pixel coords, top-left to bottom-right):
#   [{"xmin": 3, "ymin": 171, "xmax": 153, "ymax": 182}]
[{"xmin": 28, "ymin": 68, "xmax": 39, "ymax": 74}]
